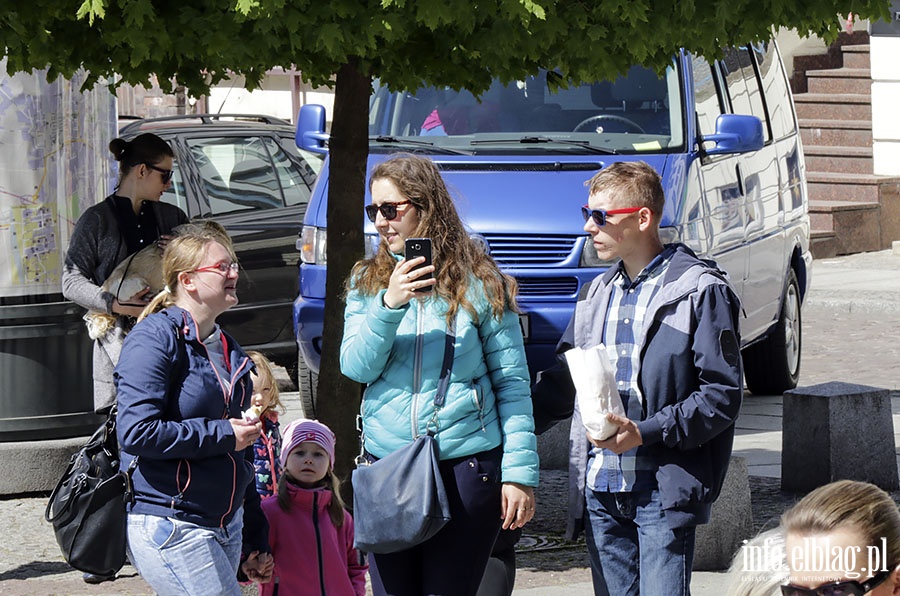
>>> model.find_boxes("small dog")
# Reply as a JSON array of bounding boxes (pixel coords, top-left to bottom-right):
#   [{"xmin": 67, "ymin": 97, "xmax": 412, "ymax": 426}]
[{"xmin": 85, "ymin": 243, "xmax": 165, "ymax": 340}]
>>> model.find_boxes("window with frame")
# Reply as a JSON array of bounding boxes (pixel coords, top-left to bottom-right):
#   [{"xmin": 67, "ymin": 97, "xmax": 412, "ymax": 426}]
[
  {"xmin": 692, "ymin": 54, "xmax": 725, "ymax": 139},
  {"xmin": 188, "ymin": 136, "xmax": 283, "ymax": 216},
  {"xmin": 752, "ymin": 41, "xmax": 796, "ymax": 139},
  {"xmin": 721, "ymin": 46, "xmax": 771, "ymax": 143}
]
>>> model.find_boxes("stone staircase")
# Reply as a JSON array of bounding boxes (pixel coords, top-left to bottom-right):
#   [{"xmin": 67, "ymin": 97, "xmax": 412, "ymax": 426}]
[{"xmin": 792, "ymin": 32, "xmax": 900, "ymax": 258}]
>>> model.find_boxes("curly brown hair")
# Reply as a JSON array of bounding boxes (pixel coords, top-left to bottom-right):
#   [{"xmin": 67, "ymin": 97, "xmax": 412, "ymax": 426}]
[{"xmin": 345, "ymin": 154, "xmax": 519, "ymax": 324}]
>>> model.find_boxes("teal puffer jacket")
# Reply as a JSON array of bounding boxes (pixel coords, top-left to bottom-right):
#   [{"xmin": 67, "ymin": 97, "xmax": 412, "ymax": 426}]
[{"xmin": 341, "ymin": 284, "xmax": 539, "ymax": 487}]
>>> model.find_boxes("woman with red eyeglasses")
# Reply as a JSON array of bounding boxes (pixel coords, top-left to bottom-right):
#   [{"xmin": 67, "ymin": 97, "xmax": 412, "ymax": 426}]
[
  {"xmin": 780, "ymin": 480, "xmax": 900, "ymax": 596},
  {"xmin": 114, "ymin": 222, "xmax": 273, "ymax": 594}
]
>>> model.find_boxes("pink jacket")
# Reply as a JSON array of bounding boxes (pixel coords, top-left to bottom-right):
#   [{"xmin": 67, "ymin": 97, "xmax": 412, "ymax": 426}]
[{"xmin": 259, "ymin": 484, "xmax": 367, "ymax": 596}]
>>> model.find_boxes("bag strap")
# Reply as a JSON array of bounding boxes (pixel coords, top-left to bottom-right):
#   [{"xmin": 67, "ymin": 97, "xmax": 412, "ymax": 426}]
[
  {"xmin": 433, "ymin": 317, "xmax": 456, "ymax": 409},
  {"xmin": 355, "ymin": 316, "xmax": 456, "ymax": 464}
]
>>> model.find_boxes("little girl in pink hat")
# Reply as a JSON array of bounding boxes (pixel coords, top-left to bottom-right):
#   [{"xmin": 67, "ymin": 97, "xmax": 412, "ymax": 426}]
[{"xmin": 257, "ymin": 419, "xmax": 367, "ymax": 596}]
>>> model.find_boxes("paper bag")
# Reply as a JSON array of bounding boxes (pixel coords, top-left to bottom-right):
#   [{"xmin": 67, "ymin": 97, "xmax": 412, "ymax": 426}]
[{"xmin": 564, "ymin": 345, "xmax": 626, "ymax": 441}]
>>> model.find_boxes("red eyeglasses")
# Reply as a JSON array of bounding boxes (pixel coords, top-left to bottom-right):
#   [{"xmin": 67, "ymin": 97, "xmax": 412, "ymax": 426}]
[{"xmin": 193, "ymin": 261, "xmax": 239, "ymax": 275}]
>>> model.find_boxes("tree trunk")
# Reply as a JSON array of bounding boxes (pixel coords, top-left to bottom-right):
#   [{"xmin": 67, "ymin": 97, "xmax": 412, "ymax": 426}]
[{"xmin": 316, "ymin": 58, "xmax": 371, "ymax": 493}]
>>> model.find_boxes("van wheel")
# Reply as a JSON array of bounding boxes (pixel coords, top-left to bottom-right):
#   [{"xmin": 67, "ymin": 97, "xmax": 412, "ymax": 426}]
[
  {"xmin": 297, "ymin": 356, "xmax": 318, "ymax": 419},
  {"xmin": 743, "ymin": 270, "xmax": 801, "ymax": 395}
]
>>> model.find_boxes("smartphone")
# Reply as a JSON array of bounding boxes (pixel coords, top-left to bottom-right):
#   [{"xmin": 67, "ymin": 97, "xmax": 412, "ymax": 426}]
[{"xmin": 404, "ymin": 238, "xmax": 433, "ymax": 293}]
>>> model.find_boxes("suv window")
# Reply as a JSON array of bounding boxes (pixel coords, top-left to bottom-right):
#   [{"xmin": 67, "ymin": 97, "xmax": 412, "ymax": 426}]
[
  {"xmin": 187, "ymin": 136, "xmax": 283, "ymax": 216},
  {"xmin": 262, "ymin": 137, "xmax": 312, "ymax": 207}
]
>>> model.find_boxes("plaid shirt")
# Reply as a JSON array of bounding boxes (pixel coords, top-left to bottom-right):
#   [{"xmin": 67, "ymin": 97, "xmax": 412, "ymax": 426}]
[{"xmin": 586, "ymin": 246, "xmax": 675, "ymax": 493}]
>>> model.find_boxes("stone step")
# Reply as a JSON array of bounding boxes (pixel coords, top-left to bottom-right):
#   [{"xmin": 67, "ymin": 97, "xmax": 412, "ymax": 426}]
[
  {"xmin": 794, "ymin": 93, "xmax": 871, "ymax": 121},
  {"xmin": 809, "ymin": 229, "xmax": 838, "ymax": 259},
  {"xmin": 841, "ymin": 44, "xmax": 871, "ymax": 70},
  {"xmin": 806, "ymin": 172, "xmax": 882, "ymax": 203},
  {"xmin": 800, "ymin": 119, "xmax": 872, "ymax": 148},
  {"xmin": 804, "ymin": 145, "xmax": 872, "ymax": 174},
  {"xmin": 808, "ymin": 200, "xmax": 881, "ymax": 255},
  {"xmin": 806, "ymin": 68, "xmax": 871, "ymax": 95}
]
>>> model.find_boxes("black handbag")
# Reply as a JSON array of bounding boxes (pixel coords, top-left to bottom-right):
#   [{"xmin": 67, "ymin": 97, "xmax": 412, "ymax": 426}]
[
  {"xmin": 44, "ymin": 407, "xmax": 135, "ymax": 576},
  {"xmin": 352, "ymin": 324, "xmax": 455, "ymax": 554}
]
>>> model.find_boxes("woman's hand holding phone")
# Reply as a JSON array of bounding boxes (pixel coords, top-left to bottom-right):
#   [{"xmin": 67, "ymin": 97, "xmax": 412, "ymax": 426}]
[{"xmin": 383, "ymin": 239, "xmax": 436, "ymax": 309}]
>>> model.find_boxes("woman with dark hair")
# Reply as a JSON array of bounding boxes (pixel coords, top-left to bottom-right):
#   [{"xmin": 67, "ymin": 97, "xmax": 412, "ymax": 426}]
[
  {"xmin": 63, "ymin": 133, "xmax": 188, "ymax": 415},
  {"xmin": 341, "ymin": 154, "xmax": 539, "ymax": 595},
  {"xmin": 61, "ymin": 133, "xmax": 188, "ymax": 584}
]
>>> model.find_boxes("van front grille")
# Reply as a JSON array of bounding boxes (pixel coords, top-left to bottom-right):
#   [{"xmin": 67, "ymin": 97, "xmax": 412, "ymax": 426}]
[
  {"xmin": 515, "ymin": 277, "xmax": 580, "ymax": 296},
  {"xmin": 484, "ymin": 234, "xmax": 578, "ymax": 266}
]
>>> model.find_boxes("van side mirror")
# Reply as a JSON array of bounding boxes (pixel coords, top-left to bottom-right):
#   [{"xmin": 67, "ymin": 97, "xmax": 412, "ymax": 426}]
[
  {"xmin": 704, "ymin": 114, "xmax": 764, "ymax": 155},
  {"xmin": 296, "ymin": 104, "xmax": 330, "ymax": 154}
]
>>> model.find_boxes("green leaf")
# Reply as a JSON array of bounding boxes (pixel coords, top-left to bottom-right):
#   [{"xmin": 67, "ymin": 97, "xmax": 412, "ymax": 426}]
[{"xmin": 76, "ymin": 0, "xmax": 106, "ymax": 25}]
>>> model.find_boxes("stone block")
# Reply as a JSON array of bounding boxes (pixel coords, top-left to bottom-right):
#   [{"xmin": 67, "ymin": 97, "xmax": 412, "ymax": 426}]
[
  {"xmin": 782, "ymin": 381, "xmax": 899, "ymax": 492},
  {"xmin": 693, "ymin": 456, "xmax": 754, "ymax": 571},
  {"xmin": 0, "ymin": 436, "xmax": 86, "ymax": 494}
]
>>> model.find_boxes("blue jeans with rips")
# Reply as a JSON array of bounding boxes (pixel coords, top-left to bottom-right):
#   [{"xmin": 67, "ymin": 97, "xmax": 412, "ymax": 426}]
[
  {"xmin": 126, "ymin": 507, "xmax": 244, "ymax": 596},
  {"xmin": 583, "ymin": 488, "xmax": 695, "ymax": 596}
]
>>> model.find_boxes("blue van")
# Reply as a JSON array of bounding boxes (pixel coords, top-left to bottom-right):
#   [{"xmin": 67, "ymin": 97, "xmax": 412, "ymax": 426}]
[{"xmin": 293, "ymin": 41, "xmax": 811, "ymax": 413}]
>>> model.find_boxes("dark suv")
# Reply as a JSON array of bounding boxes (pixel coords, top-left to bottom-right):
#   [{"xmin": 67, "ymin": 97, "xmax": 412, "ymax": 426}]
[{"xmin": 120, "ymin": 114, "xmax": 322, "ymax": 378}]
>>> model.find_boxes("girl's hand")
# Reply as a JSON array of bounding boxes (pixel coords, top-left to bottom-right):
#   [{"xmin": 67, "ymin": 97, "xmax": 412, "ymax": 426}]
[
  {"xmin": 500, "ymin": 482, "xmax": 535, "ymax": 530},
  {"xmin": 382, "ymin": 257, "xmax": 436, "ymax": 309},
  {"xmin": 242, "ymin": 550, "xmax": 274, "ymax": 583}
]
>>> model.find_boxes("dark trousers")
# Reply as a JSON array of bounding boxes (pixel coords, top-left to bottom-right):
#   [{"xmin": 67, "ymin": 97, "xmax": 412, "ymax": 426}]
[{"xmin": 369, "ymin": 446, "xmax": 503, "ymax": 596}]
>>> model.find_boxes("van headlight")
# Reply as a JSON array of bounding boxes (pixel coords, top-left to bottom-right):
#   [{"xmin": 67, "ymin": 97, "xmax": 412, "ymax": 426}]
[
  {"xmin": 579, "ymin": 236, "xmax": 616, "ymax": 268},
  {"xmin": 297, "ymin": 226, "xmax": 327, "ymax": 265},
  {"xmin": 364, "ymin": 233, "xmax": 381, "ymax": 259}
]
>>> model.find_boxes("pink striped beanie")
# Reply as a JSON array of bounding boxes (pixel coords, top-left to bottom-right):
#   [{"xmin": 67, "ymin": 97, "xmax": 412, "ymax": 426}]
[{"xmin": 280, "ymin": 419, "xmax": 336, "ymax": 469}]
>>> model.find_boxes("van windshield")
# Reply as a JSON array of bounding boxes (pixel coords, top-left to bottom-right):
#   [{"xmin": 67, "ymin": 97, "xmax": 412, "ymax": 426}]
[{"xmin": 369, "ymin": 64, "xmax": 683, "ymax": 155}]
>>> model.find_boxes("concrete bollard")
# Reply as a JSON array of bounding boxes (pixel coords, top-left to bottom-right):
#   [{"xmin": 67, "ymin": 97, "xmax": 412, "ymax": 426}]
[
  {"xmin": 537, "ymin": 418, "xmax": 571, "ymax": 470},
  {"xmin": 782, "ymin": 381, "xmax": 899, "ymax": 493},
  {"xmin": 693, "ymin": 456, "xmax": 754, "ymax": 571}
]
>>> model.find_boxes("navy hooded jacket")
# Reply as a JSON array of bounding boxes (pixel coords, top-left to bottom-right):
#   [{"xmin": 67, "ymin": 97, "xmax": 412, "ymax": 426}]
[{"xmin": 115, "ymin": 306, "xmax": 269, "ymax": 554}]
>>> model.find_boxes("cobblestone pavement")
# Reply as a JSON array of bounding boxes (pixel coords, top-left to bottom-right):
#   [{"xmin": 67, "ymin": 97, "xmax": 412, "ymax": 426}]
[{"xmin": 3, "ymin": 250, "xmax": 900, "ymax": 595}]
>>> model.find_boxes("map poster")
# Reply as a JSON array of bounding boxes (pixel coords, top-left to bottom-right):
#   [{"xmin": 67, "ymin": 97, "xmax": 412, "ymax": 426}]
[{"xmin": 0, "ymin": 59, "xmax": 116, "ymax": 298}]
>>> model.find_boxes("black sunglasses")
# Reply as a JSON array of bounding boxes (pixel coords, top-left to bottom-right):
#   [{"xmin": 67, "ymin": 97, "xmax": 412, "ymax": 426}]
[
  {"xmin": 581, "ymin": 205, "xmax": 648, "ymax": 226},
  {"xmin": 145, "ymin": 163, "xmax": 174, "ymax": 184},
  {"xmin": 781, "ymin": 568, "xmax": 893, "ymax": 596},
  {"xmin": 365, "ymin": 200, "xmax": 412, "ymax": 223}
]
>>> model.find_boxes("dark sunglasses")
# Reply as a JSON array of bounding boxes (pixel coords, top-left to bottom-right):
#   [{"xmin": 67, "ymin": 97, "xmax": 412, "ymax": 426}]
[
  {"xmin": 581, "ymin": 205, "xmax": 648, "ymax": 226},
  {"xmin": 365, "ymin": 200, "xmax": 412, "ymax": 223},
  {"xmin": 145, "ymin": 163, "xmax": 174, "ymax": 184},
  {"xmin": 781, "ymin": 568, "xmax": 893, "ymax": 596}
]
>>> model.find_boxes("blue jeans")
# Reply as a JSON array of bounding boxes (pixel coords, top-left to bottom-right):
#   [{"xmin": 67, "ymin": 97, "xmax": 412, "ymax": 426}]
[
  {"xmin": 583, "ymin": 488, "xmax": 695, "ymax": 596},
  {"xmin": 126, "ymin": 508, "xmax": 244, "ymax": 596}
]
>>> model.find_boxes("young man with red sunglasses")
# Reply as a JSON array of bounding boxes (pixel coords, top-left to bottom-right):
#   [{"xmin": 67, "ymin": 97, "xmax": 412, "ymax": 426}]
[{"xmin": 532, "ymin": 160, "xmax": 743, "ymax": 596}]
